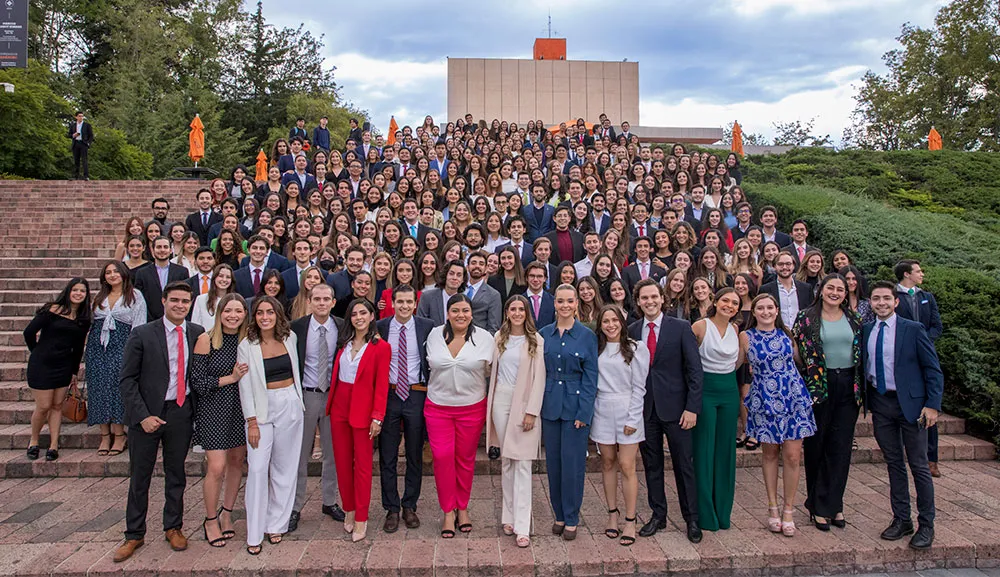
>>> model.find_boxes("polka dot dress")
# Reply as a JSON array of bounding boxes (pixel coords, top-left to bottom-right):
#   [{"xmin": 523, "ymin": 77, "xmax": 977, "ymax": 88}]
[{"xmin": 191, "ymin": 332, "xmax": 246, "ymax": 450}]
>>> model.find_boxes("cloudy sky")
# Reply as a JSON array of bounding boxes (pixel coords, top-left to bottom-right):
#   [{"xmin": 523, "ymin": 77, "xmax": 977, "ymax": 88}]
[{"xmin": 262, "ymin": 0, "xmax": 944, "ymax": 144}]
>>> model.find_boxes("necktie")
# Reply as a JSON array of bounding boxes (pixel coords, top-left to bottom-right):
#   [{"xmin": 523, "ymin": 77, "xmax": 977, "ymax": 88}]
[
  {"xmin": 317, "ymin": 325, "xmax": 330, "ymax": 392},
  {"xmin": 797, "ymin": 246, "xmax": 805, "ymax": 261},
  {"xmin": 396, "ymin": 326, "xmax": 410, "ymax": 401},
  {"xmin": 639, "ymin": 225, "xmax": 645, "ymax": 237},
  {"xmin": 201, "ymin": 275, "xmax": 209, "ymax": 294},
  {"xmin": 175, "ymin": 326, "xmax": 186, "ymax": 406},
  {"xmin": 646, "ymin": 322, "xmax": 657, "ymax": 365},
  {"xmin": 640, "ymin": 262, "xmax": 648, "ymax": 280},
  {"xmin": 466, "ymin": 284, "xmax": 476, "ymax": 299},
  {"xmin": 875, "ymin": 321, "xmax": 887, "ymax": 394},
  {"xmin": 253, "ymin": 269, "xmax": 261, "ymax": 294},
  {"xmin": 410, "ymin": 224, "xmax": 417, "ymax": 237},
  {"xmin": 202, "ymin": 212, "xmax": 208, "ymax": 228},
  {"xmin": 531, "ymin": 294, "xmax": 541, "ymax": 319},
  {"xmin": 908, "ymin": 288, "xmax": 915, "ymax": 296},
  {"xmin": 513, "ymin": 244, "xmax": 520, "ymax": 256}
]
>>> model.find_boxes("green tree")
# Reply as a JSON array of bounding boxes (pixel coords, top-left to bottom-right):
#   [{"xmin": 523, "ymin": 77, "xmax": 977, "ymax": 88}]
[
  {"xmin": 848, "ymin": 0, "xmax": 1000, "ymax": 151},
  {"xmin": 771, "ymin": 118, "xmax": 832, "ymax": 147}
]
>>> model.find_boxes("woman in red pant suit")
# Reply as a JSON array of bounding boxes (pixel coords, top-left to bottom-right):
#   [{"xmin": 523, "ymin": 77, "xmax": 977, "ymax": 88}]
[{"xmin": 325, "ymin": 298, "xmax": 390, "ymax": 542}]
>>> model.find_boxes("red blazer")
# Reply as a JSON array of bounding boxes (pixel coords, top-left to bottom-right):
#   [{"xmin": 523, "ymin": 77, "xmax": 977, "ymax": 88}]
[{"xmin": 325, "ymin": 338, "xmax": 391, "ymax": 429}]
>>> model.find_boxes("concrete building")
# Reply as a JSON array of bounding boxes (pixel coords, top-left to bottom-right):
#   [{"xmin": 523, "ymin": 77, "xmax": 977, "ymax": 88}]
[{"xmin": 446, "ymin": 39, "xmax": 722, "ymax": 145}]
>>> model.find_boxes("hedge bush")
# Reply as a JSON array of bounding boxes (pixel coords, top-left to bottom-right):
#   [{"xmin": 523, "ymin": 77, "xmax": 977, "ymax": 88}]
[{"xmin": 747, "ymin": 184, "xmax": 1000, "ymax": 445}]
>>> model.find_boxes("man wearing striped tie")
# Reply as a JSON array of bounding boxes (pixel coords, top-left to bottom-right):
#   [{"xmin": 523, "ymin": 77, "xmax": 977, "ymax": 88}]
[{"xmin": 376, "ymin": 284, "xmax": 436, "ymax": 533}]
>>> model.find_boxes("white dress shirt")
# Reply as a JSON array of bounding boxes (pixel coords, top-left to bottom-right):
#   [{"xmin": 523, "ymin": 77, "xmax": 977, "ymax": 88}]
[
  {"xmin": 641, "ymin": 313, "xmax": 663, "ymax": 345},
  {"xmin": 866, "ymin": 314, "xmax": 897, "ymax": 392},
  {"xmin": 303, "ymin": 316, "xmax": 338, "ymax": 390},
  {"xmin": 777, "ymin": 282, "xmax": 799, "ymax": 329},
  {"xmin": 426, "ymin": 327, "xmax": 496, "ymax": 407},
  {"xmin": 163, "ymin": 318, "xmax": 190, "ymax": 401},
  {"xmin": 574, "ymin": 256, "xmax": 595, "ymax": 278},
  {"xmin": 388, "ymin": 317, "xmax": 421, "ymax": 385},
  {"xmin": 337, "ymin": 341, "xmax": 369, "ymax": 383}
]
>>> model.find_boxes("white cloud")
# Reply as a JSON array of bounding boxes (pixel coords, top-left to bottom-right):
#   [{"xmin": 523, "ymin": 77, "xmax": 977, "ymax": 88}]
[
  {"xmin": 640, "ymin": 66, "xmax": 864, "ymax": 144},
  {"xmin": 728, "ymin": 0, "xmax": 908, "ymax": 16}
]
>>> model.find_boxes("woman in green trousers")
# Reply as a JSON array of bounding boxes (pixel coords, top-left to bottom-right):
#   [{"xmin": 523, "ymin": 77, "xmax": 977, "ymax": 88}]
[{"xmin": 691, "ymin": 287, "xmax": 744, "ymax": 531}]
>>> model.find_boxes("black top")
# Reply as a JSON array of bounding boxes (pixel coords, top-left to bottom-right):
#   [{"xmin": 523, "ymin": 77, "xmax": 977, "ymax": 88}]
[
  {"xmin": 23, "ymin": 309, "xmax": 91, "ymax": 390},
  {"xmin": 263, "ymin": 353, "xmax": 293, "ymax": 383}
]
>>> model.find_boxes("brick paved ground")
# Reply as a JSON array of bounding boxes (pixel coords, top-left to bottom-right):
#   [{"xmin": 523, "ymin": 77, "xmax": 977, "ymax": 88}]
[{"xmin": 0, "ymin": 460, "xmax": 998, "ymax": 576}]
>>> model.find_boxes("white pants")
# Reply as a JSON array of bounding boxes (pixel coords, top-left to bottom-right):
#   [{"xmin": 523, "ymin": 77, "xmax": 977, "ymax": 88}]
[
  {"xmin": 245, "ymin": 387, "xmax": 304, "ymax": 546},
  {"xmin": 492, "ymin": 386, "xmax": 533, "ymax": 536}
]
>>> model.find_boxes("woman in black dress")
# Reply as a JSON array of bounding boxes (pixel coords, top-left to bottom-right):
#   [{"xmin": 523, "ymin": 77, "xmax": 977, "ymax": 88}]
[
  {"xmin": 191, "ymin": 293, "xmax": 250, "ymax": 547},
  {"xmin": 22, "ymin": 277, "xmax": 92, "ymax": 461}
]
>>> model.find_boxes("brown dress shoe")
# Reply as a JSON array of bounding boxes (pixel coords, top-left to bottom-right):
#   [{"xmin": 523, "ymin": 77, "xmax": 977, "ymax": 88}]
[
  {"xmin": 929, "ymin": 462, "xmax": 941, "ymax": 478},
  {"xmin": 165, "ymin": 528, "xmax": 188, "ymax": 551},
  {"xmin": 113, "ymin": 539, "xmax": 144, "ymax": 563},
  {"xmin": 402, "ymin": 508, "xmax": 420, "ymax": 529},
  {"xmin": 383, "ymin": 511, "xmax": 400, "ymax": 533}
]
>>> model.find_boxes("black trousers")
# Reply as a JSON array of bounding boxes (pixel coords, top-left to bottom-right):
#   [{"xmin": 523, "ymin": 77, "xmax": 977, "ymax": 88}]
[
  {"xmin": 125, "ymin": 400, "xmax": 193, "ymax": 540},
  {"xmin": 72, "ymin": 141, "xmax": 89, "ymax": 178},
  {"xmin": 379, "ymin": 389, "xmax": 426, "ymax": 513},
  {"xmin": 869, "ymin": 387, "xmax": 935, "ymax": 527},
  {"xmin": 640, "ymin": 411, "xmax": 698, "ymax": 525},
  {"xmin": 803, "ymin": 368, "xmax": 859, "ymax": 518},
  {"xmin": 927, "ymin": 423, "xmax": 939, "ymax": 462}
]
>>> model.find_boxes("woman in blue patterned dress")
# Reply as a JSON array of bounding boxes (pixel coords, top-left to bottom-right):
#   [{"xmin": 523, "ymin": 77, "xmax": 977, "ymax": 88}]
[
  {"xmin": 86, "ymin": 261, "xmax": 146, "ymax": 456},
  {"xmin": 740, "ymin": 293, "xmax": 816, "ymax": 537}
]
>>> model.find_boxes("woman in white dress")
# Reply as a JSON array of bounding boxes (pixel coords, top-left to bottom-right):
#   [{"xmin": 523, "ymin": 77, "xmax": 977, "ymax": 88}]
[
  {"xmin": 485, "ymin": 296, "xmax": 545, "ymax": 548},
  {"xmin": 191, "ymin": 264, "xmax": 235, "ymax": 332},
  {"xmin": 591, "ymin": 305, "xmax": 649, "ymax": 547}
]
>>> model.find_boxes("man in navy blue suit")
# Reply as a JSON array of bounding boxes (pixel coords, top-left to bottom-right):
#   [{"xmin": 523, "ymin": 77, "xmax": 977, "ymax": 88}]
[
  {"xmin": 282, "ymin": 239, "xmax": 322, "ymax": 300},
  {"xmin": 281, "ymin": 154, "xmax": 317, "ymax": 191},
  {"xmin": 494, "ymin": 216, "xmax": 533, "ymax": 265},
  {"xmin": 523, "ymin": 262, "xmax": 555, "ymax": 328},
  {"xmin": 522, "ymin": 183, "xmax": 554, "ymax": 242},
  {"xmin": 893, "ymin": 259, "xmax": 944, "ymax": 476},
  {"xmin": 863, "ymin": 281, "xmax": 943, "ymax": 550},
  {"xmin": 234, "ymin": 236, "xmax": 275, "ymax": 298},
  {"xmin": 239, "ymin": 226, "xmax": 290, "ymax": 271}
]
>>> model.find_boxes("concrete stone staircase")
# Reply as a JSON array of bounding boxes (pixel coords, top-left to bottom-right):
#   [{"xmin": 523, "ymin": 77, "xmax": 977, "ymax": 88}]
[{"xmin": 0, "ymin": 181, "xmax": 994, "ymax": 479}]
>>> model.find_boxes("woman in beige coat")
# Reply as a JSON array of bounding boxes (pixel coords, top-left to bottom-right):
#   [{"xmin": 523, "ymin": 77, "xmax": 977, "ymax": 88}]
[{"xmin": 486, "ymin": 295, "xmax": 545, "ymax": 548}]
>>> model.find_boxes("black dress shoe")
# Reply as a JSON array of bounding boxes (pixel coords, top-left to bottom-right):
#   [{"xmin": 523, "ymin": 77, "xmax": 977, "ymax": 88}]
[
  {"xmin": 909, "ymin": 526, "xmax": 934, "ymax": 549},
  {"xmin": 402, "ymin": 508, "xmax": 420, "ymax": 529},
  {"xmin": 383, "ymin": 511, "xmax": 400, "ymax": 533},
  {"xmin": 287, "ymin": 510, "xmax": 300, "ymax": 533},
  {"xmin": 638, "ymin": 517, "xmax": 666, "ymax": 537},
  {"xmin": 880, "ymin": 518, "xmax": 915, "ymax": 541},
  {"xmin": 323, "ymin": 504, "xmax": 346, "ymax": 522},
  {"xmin": 687, "ymin": 523, "xmax": 703, "ymax": 543},
  {"xmin": 45, "ymin": 449, "xmax": 58, "ymax": 461}
]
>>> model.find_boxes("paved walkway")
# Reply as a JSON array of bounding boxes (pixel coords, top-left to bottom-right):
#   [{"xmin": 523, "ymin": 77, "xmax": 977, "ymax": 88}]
[{"xmin": 0, "ymin": 461, "xmax": 998, "ymax": 576}]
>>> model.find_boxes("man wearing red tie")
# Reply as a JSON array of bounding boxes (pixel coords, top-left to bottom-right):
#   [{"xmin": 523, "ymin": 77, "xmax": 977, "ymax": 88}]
[{"xmin": 115, "ymin": 282, "xmax": 204, "ymax": 562}]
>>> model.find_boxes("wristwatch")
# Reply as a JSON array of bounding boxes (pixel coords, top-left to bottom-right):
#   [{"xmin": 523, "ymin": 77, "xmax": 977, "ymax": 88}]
[{"xmin": 372, "ymin": 419, "xmax": 382, "ymax": 426}]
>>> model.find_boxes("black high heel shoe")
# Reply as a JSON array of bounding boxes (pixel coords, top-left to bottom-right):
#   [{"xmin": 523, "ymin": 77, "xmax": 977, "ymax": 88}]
[
  {"xmin": 605, "ymin": 508, "xmax": 620, "ymax": 538},
  {"xmin": 831, "ymin": 514, "xmax": 846, "ymax": 529},
  {"xmin": 203, "ymin": 515, "xmax": 226, "ymax": 548},
  {"xmin": 620, "ymin": 517, "xmax": 637, "ymax": 547},
  {"xmin": 218, "ymin": 506, "xmax": 237, "ymax": 539},
  {"xmin": 810, "ymin": 514, "xmax": 830, "ymax": 532}
]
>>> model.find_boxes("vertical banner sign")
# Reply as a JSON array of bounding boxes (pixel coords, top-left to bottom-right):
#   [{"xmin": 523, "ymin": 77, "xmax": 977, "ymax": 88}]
[{"xmin": 0, "ymin": 0, "xmax": 28, "ymax": 68}]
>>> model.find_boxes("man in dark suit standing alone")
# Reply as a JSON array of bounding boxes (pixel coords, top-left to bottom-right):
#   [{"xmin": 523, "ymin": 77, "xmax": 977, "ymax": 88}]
[
  {"xmin": 114, "ymin": 282, "xmax": 204, "ymax": 563},
  {"xmin": 376, "ymin": 285, "xmax": 435, "ymax": 532},
  {"xmin": 629, "ymin": 279, "xmax": 703, "ymax": 543},
  {"xmin": 184, "ymin": 190, "xmax": 222, "ymax": 246},
  {"xmin": 864, "ymin": 281, "xmax": 943, "ymax": 550},
  {"xmin": 69, "ymin": 111, "xmax": 94, "ymax": 180}
]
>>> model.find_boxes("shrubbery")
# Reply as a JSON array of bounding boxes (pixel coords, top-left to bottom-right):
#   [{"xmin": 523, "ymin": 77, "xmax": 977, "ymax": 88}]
[{"xmin": 747, "ymin": 183, "xmax": 1000, "ymax": 445}]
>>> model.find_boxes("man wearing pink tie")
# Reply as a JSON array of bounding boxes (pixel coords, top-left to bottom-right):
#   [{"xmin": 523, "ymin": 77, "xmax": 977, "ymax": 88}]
[{"xmin": 789, "ymin": 219, "xmax": 813, "ymax": 268}]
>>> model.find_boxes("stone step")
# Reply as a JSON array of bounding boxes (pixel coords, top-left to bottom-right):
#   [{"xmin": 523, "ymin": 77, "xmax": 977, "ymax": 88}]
[
  {"xmin": 0, "ymin": 317, "xmax": 32, "ymax": 331},
  {"xmin": 0, "ymin": 257, "xmax": 112, "ymax": 269},
  {"xmin": 0, "ymin": 279, "xmax": 99, "ymax": 291},
  {"xmin": 0, "ymin": 331, "xmax": 24, "ymax": 346},
  {"xmin": 0, "ymin": 290, "xmax": 63, "ymax": 304},
  {"xmin": 0, "ymin": 432, "xmax": 994, "ymax": 478},
  {"xmin": 1, "ymin": 268, "xmax": 99, "ymax": 279},
  {"xmin": 0, "ymin": 346, "xmax": 28, "ymax": 363}
]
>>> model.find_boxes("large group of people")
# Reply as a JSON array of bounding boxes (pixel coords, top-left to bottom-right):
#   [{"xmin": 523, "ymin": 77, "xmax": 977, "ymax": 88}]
[{"xmin": 24, "ymin": 113, "xmax": 945, "ymax": 562}]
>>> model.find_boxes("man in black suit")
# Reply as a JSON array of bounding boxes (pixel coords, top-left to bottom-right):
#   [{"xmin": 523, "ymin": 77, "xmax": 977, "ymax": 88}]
[
  {"xmin": 544, "ymin": 206, "xmax": 584, "ymax": 264},
  {"xmin": 670, "ymin": 193, "xmax": 702, "ymax": 236},
  {"xmin": 282, "ymin": 239, "xmax": 319, "ymax": 300},
  {"xmin": 629, "ymin": 203, "xmax": 655, "ymax": 242},
  {"xmin": 893, "ymin": 259, "xmax": 944, "ymax": 476},
  {"xmin": 234, "ymin": 236, "xmax": 275, "ymax": 298},
  {"xmin": 376, "ymin": 285, "xmax": 436, "ymax": 533},
  {"xmin": 787, "ymin": 219, "xmax": 815, "ymax": 267},
  {"xmin": 239, "ymin": 227, "xmax": 291, "ymax": 272},
  {"xmin": 207, "ymin": 199, "xmax": 244, "ymax": 244},
  {"xmin": 495, "ymin": 216, "xmax": 533, "ymax": 265},
  {"xmin": 185, "ymin": 247, "xmax": 216, "ymax": 298},
  {"xmin": 133, "ymin": 237, "xmax": 190, "ymax": 321},
  {"xmin": 184, "ymin": 189, "xmax": 222, "ymax": 246},
  {"xmin": 287, "ymin": 284, "xmax": 345, "ymax": 533},
  {"xmin": 760, "ymin": 252, "xmax": 815, "ymax": 329},
  {"xmin": 863, "ymin": 281, "xmax": 943, "ymax": 550},
  {"xmin": 400, "ymin": 199, "xmax": 430, "ymax": 244},
  {"xmin": 629, "ymin": 279, "xmax": 703, "ymax": 543},
  {"xmin": 326, "ymin": 246, "xmax": 366, "ymax": 301},
  {"xmin": 68, "ymin": 111, "xmax": 94, "ymax": 180},
  {"xmin": 759, "ymin": 206, "xmax": 792, "ymax": 248},
  {"xmin": 622, "ymin": 237, "xmax": 666, "ymax": 296},
  {"xmin": 114, "ymin": 282, "xmax": 204, "ymax": 563}
]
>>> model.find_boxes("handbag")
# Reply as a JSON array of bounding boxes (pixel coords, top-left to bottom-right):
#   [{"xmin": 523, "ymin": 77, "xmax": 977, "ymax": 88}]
[{"xmin": 62, "ymin": 381, "xmax": 87, "ymax": 423}]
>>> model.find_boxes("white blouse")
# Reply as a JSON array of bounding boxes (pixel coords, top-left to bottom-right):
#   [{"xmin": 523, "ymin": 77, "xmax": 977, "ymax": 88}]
[
  {"xmin": 699, "ymin": 321, "xmax": 739, "ymax": 374},
  {"xmin": 337, "ymin": 341, "xmax": 369, "ymax": 383},
  {"xmin": 426, "ymin": 326, "xmax": 496, "ymax": 407},
  {"xmin": 495, "ymin": 335, "xmax": 525, "ymax": 390},
  {"xmin": 596, "ymin": 341, "xmax": 649, "ymax": 428},
  {"xmin": 93, "ymin": 290, "xmax": 148, "ymax": 347}
]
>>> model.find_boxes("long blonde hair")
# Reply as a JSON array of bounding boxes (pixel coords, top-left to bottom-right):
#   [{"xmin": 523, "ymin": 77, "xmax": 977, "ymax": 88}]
[
  {"xmin": 496, "ymin": 295, "xmax": 539, "ymax": 358},
  {"xmin": 209, "ymin": 293, "xmax": 249, "ymax": 350}
]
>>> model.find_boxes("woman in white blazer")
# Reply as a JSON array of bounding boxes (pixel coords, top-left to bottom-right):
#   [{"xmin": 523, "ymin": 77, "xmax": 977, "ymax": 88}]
[
  {"xmin": 591, "ymin": 305, "xmax": 649, "ymax": 547},
  {"xmin": 485, "ymin": 295, "xmax": 545, "ymax": 548},
  {"xmin": 237, "ymin": 296, "xmax": 304, "ymax": 555}
]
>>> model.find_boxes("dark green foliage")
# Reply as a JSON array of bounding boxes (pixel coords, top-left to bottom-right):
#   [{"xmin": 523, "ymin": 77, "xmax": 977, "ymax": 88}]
[{"xmin": 748, "ymin": 184, "xmax": 1000, "ymax": 444}]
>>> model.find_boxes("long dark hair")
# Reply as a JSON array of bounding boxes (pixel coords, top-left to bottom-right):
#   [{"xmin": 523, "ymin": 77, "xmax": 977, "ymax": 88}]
[
  {"xmin": 596, "ymin": 305, "xmax": 635, "ymax": 365},
  {"xmin": 43, "ymin": 277, "xmax": 92, "ymax": 325},
  {"xmin": 746, "ymin": 293, "xmax": 793, "ymax": 339},
  {"xmin": 337, "ymin": 298, "xmax": 379, "ymax": 350},
  {"xmin": 443, "ymin": 293, "xmax": 476, "ymax": 345},
  {"xmin": 839, "ymin": 265, "xmax": 869, "ymax": 299},
  {"xmin": 247, "ymin": 295, "xmax": 290, "ymax": 343},
  {"xmin": 800, "ymin": 273, "xmax": 859, "ymax": 341},
  {"xmin": 93, "ymin": 260, "xmax": 136, "ymax": 312}
]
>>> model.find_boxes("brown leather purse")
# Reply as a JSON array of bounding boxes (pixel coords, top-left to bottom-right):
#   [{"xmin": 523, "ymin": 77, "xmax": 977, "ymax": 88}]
[{"xmin": 62, "ymin": 381, "xmax": 87, "ymax": 423}]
